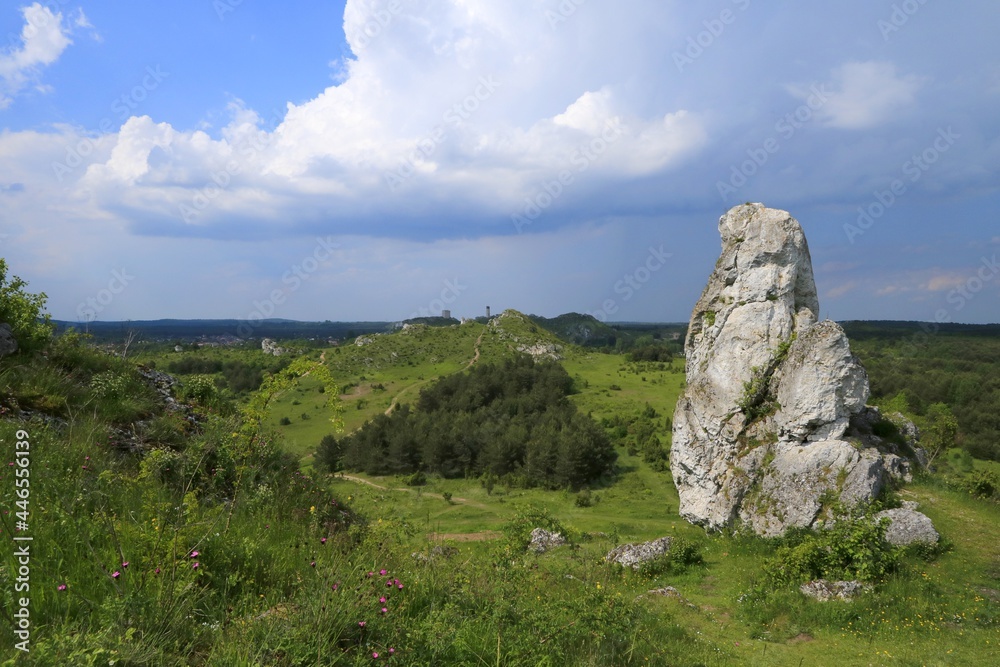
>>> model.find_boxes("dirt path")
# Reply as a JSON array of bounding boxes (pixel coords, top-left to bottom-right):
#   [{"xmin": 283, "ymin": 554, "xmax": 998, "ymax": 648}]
[
  {"xmin": 383, "ymin": 329, "xmax": 485, "ymax": 416},
  {"xmin": 336, "ymin": 474, "xmax": 491, "ymax": 510},
  {"xmin": 428, "ymin": 531, "xmax": 499, "ymax": 542},
  {"xmin": 383, "ymin": 378, "xmax": 433, "ymax": 415},
  {"xmin": 465, "ymin": 329, "xmax": 485, "ymax": 369}
]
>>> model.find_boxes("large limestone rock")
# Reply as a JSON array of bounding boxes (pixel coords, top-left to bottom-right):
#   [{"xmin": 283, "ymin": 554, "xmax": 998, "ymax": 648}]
[
  {"xmin": 875, "ymin": 507, "xmax": 940, "ymax": 546},
  {"xmin": 670, "ymin": 203, "xmax": 930, "ymax": 537}
]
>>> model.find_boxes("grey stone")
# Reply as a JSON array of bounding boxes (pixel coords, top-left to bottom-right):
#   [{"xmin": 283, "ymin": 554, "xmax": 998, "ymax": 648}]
[
  {"xmin": 605, "ymin": 537, "xmax": 673, "ymax": 569},
  {"xmin": 528, "ymin": 528, "xmax": 566, "ymax": 553},
  {"xmin": 800, "ymin": 579, "xmax": 866, "ymax": 602},
  {"xmin": 0, "ymin": 323, "xmax": 17, "ymax": 356},
  {"xmin": 875, "ymin": 507, "xmax": 939, "ymax": 546}
]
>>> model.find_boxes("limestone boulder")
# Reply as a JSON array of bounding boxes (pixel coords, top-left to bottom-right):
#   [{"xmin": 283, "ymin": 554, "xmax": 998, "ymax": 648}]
[
  {"xmin": 605, "ymin": 537, "xmax": 673, "ymax": 569},
  {"xmin": 670, "ymin": 203, "xmax": 930, "ymax": 537},
  {"xmin": 875, "ymin": 507, "xmax": 939, "ymax": 546}
]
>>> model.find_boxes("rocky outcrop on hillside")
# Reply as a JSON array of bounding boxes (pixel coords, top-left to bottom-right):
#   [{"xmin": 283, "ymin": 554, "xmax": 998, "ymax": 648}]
[
  {"xmin": 670, "ymin": 203, "xmax": 931, "ymax": 537},
  {"xmin": 488, "ymin": 310, "xmax": 564, "ymax": 360},
  {"xmin": 261, "ymin": 338, "xmax": 285, "ymax": 356}
]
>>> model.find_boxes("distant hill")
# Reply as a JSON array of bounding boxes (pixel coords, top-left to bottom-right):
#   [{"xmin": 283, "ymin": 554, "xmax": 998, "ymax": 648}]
[
  {"xmin": 528, "ymin": 312, "xmax": 622, "ymax": 347},
  {"xmin": 52, "ymin": 318, "xmax": 393, "ymax": 342},
  {"xmin": 529, "ymin": 313, "xmax": 687, "ymax": 351},
  {"xmin": 840, "ymin": 320, "xmax": 1000, "ymax": 340}
]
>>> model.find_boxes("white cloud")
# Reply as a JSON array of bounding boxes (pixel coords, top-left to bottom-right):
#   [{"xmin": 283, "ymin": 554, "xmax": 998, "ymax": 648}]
[
  {"xmin": 792, "ymin": 61, "xmax": 925, "ymax": 130},
  {"xmin": 0, "ymin": 3, "xmax": 80, "ymax": 108},
  {"xmin": 60, "ymin": 0, "xmax": 705, "ymax": 236}
]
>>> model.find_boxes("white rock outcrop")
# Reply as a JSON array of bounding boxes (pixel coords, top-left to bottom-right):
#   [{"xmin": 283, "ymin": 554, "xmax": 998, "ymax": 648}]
[
  {"xmin": 670, "ymin": 203, "xmax": 931, "ymax": 537},
  {"xmin": 875, "ymin": 507, "xmax": 940, "ymax": 546},
  {"xmin": 261, "ymin": 338, "xmax": 285, "ymax": 356},
  {"xmin": 800, "ymin": 580, "xmax": 866, "ymax": 602},
  {"xmin": 605, "ymin": 537, "xmax": 674, "ymax": 569},
  {"xmin": 528, "ymin": 528, "xmax": 566, "ymax": 553}
]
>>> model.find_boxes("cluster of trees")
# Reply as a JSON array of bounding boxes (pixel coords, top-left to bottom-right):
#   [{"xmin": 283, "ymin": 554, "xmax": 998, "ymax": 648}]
[
  {"xmin": 167, "ymin": 356, "xmax": 290, "ymax": 394},
  {"xmin": 627, "ymin": 344, "xmax": 675, "ymax": 363},
  {"xmin": 317, "ymin": 356, "xmax": 616, "ymax": 489},
  {"xmin": 600, "ymin": 404, "xmax": 671, "ymax": 470},
  {"xmin": 845, "ymin": 324, "xmax": 1000, "ymax": 461}
]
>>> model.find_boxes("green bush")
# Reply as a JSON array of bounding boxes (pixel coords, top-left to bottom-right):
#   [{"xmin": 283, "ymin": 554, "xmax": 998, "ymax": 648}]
[
  {"xmin": 634, "ymin": 537, "xmax": 705, "ymax": 578},
  {"xmin": 405, "ymin": 470, "xmax": 427, "ymax": 486},
  {"xmin": 0, "ymin": 257, "xmax": 53, "ymax": 353},
  {"xmin": 966, "ymin": 469, "xmax": 999, "ymax": 499},
  {"xmin": 761, "ymin": 511, "xmax": 900, "ymax": 587}
]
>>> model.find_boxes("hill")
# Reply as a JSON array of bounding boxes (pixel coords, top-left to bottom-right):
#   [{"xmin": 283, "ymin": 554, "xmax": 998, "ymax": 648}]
[{"xmin": 51, "ymin": 318, "xmax": 392, "ymax": 343}]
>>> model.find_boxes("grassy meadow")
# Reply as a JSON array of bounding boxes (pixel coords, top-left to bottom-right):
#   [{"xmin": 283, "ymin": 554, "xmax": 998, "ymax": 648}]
[{"xmin": 1, "ymin": 313, "xmax": 998, "ymax": 665}]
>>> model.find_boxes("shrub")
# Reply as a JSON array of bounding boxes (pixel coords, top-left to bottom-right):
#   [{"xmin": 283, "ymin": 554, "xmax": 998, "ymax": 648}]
[
  {"xmin": 0, "ymin": 258, "xmax": 53, "ymax": 353},
  {"xmin": 762, "ymin": 511, "xmax": 900, "ymax": 587},
  {"xmin": 90, "ymin": 371, "xmax": 130, "ymax": 399},
  {"xmin": 575, "ymin": 489, "xmax": 593, "ymax": 507},
  {"xmin": 405, "ymin": 470, "xmax": 427, "ymax": 486},
  {"xmin": 966, "ymin": 469, "xmax": 999, "ymax": 499},
  {"xmin": 635, "ymin": 537, "xmax": 704, "ymax": 577},
  {"xmin": 181, "ymin": 375, "xmax": 217, "ymax": 403}
]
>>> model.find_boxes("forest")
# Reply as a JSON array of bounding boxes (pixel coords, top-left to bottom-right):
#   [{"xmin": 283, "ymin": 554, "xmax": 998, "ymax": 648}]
[
  {"xmin": 317, "ymin": 356, "xmax": 617, "ymax": 489},
  {"xmin": 843, "ymin": 321, "xmax": 1000, "ymax": 461}
]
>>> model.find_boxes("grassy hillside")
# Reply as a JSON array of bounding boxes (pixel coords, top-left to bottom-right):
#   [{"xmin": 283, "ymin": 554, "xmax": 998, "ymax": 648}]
[{"xmin": 2, "ymin": 276, "xmax": 998, "ymax": 665}]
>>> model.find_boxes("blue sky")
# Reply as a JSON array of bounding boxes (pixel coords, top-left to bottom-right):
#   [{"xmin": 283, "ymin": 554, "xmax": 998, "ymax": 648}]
[{"xmin": 1, "ymin": 0, "xmax": 998, "ymax": 326}]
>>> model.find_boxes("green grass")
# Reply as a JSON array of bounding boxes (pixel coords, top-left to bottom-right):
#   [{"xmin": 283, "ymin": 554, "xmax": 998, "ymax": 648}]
[{"xmin": 4, "ymin": 327, "xmax": 999, "ymax": 665}]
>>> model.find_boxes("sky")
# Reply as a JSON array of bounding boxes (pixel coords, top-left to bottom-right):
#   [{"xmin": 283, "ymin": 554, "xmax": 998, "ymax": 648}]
[{"xmin": 1, "ymin": 0, "xmax": 999, "ymax": 328}]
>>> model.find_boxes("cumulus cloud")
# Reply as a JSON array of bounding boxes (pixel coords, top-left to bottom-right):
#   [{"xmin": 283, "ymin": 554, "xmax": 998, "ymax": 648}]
[
  {"xmin": 0, "ymin": 3, "xmax": 81, "ymax": 108},
  {"xmin": 792, "ymin": 61, "xmax": 925, "ymax": 130},
  {"xmin": 60, "ymin": 0, "xmax": 706, "ymax": 239}
]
